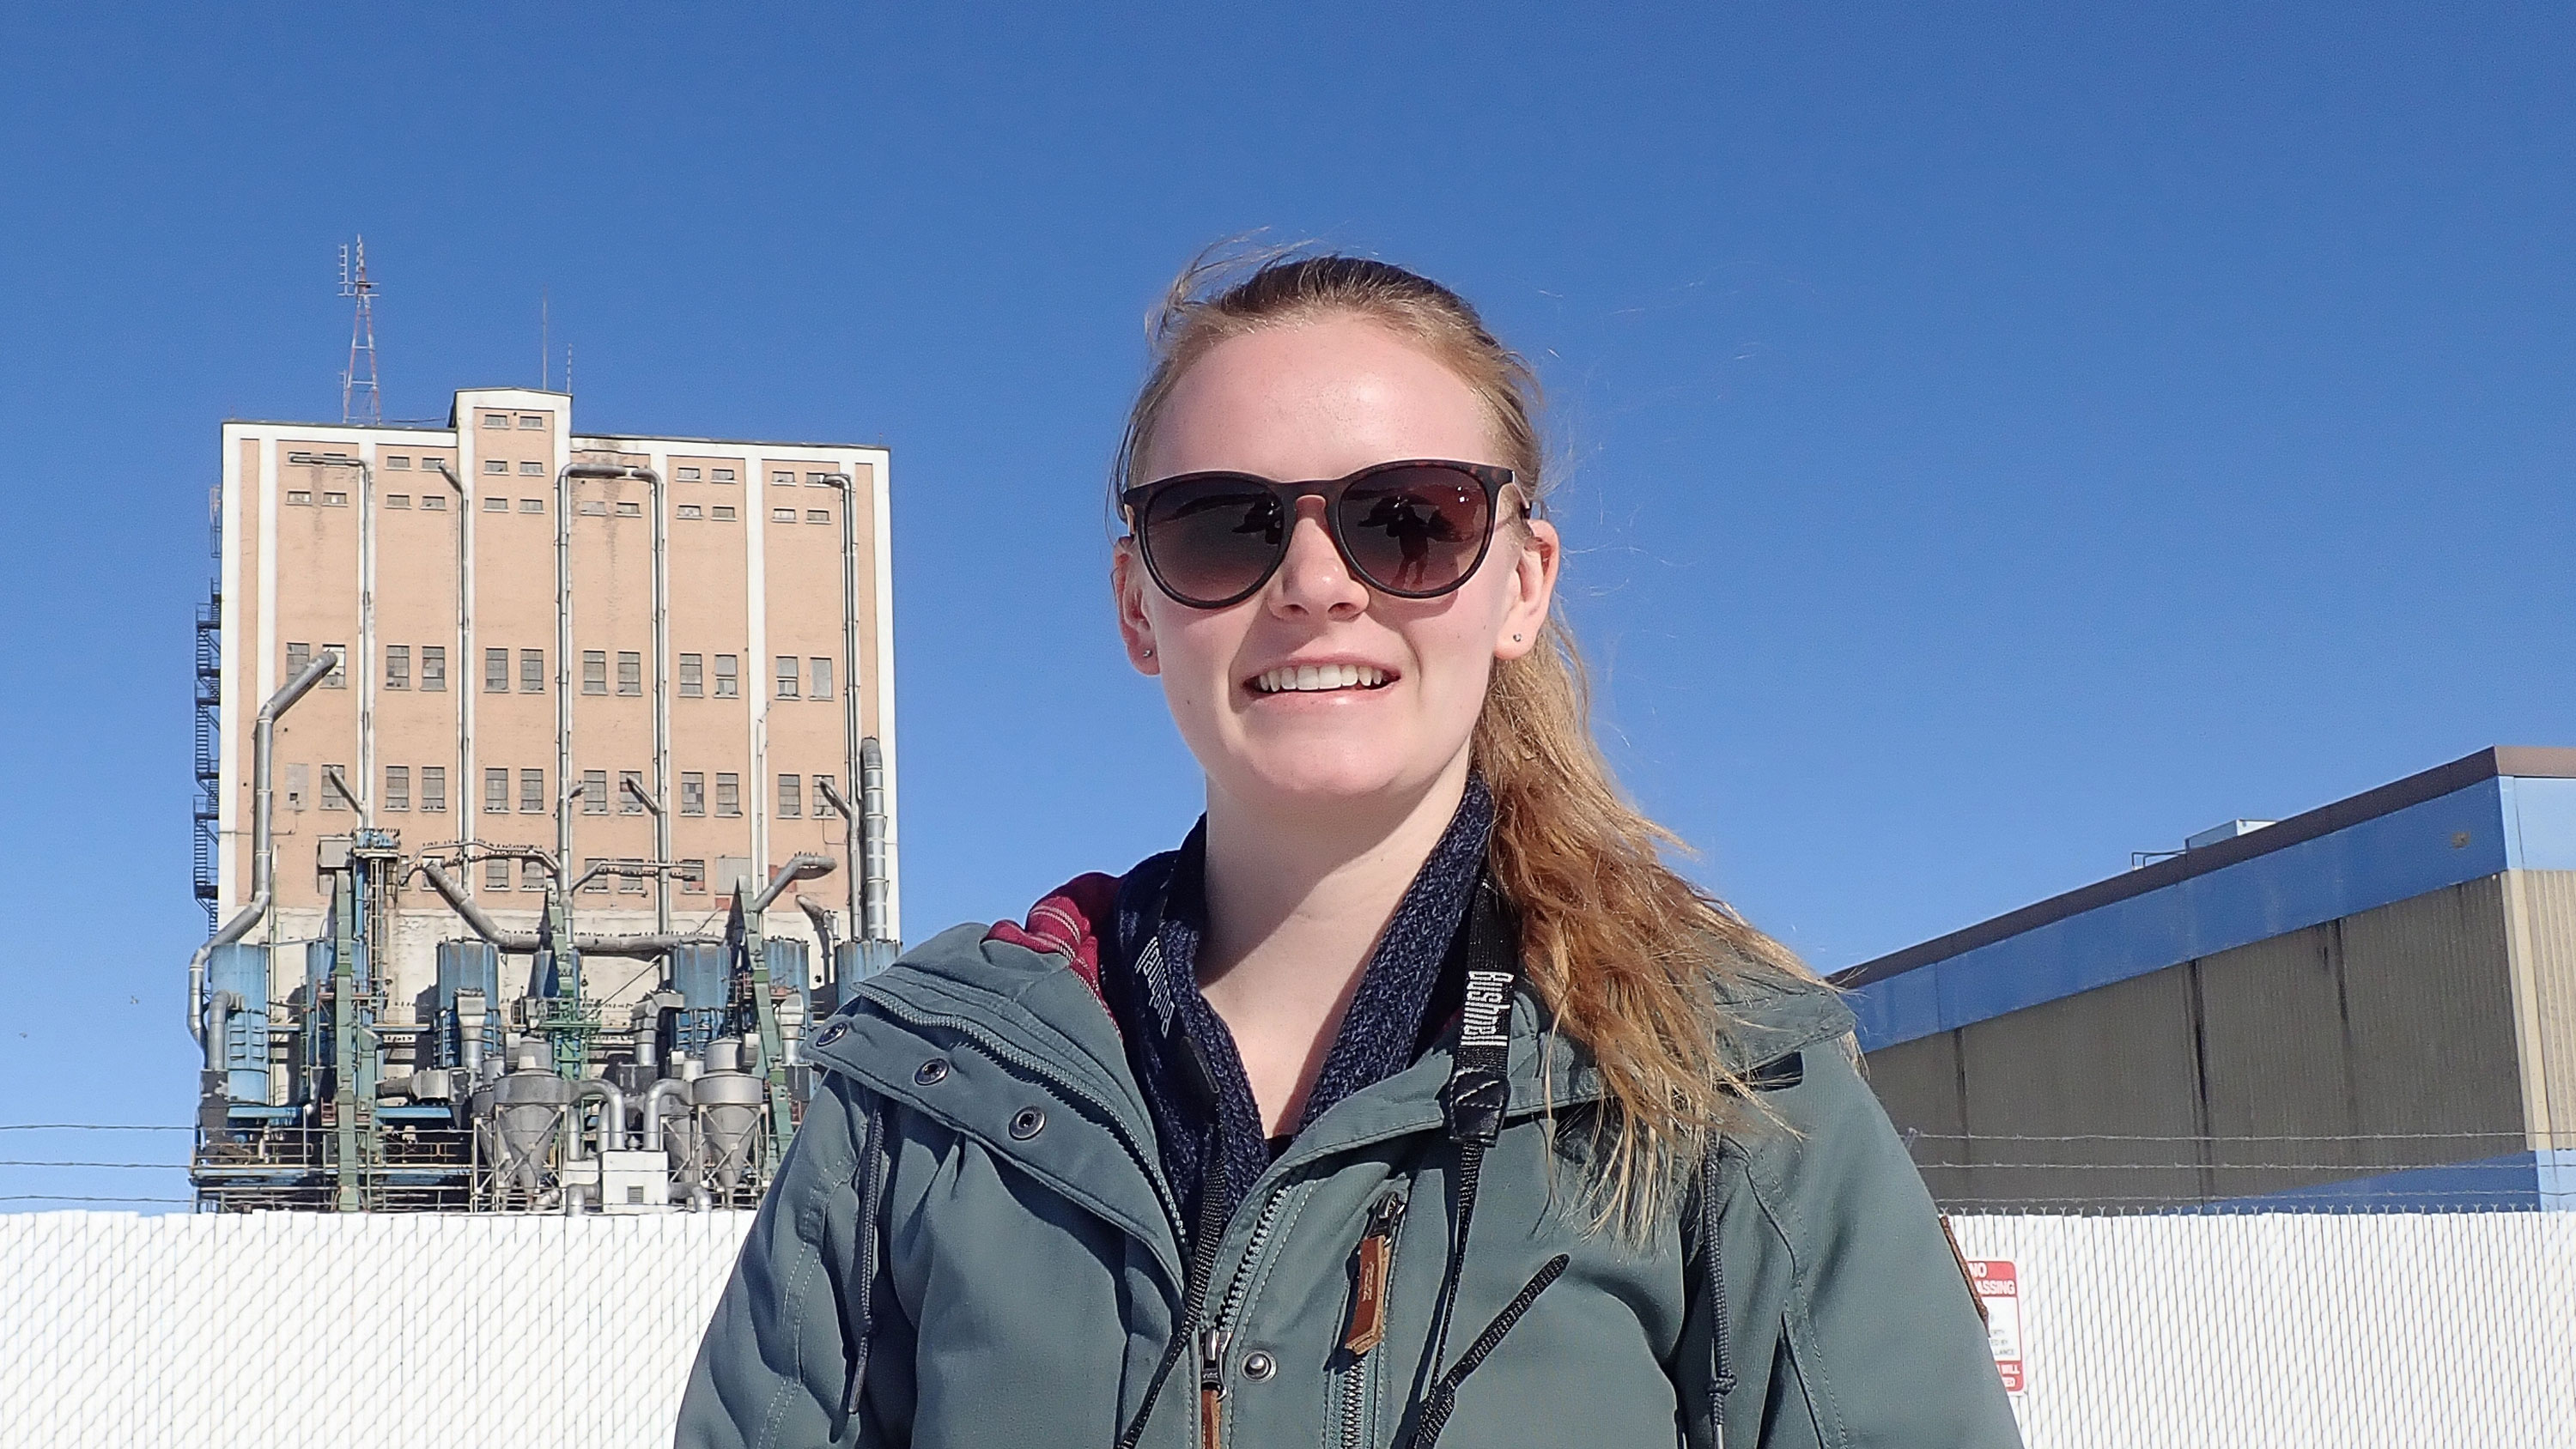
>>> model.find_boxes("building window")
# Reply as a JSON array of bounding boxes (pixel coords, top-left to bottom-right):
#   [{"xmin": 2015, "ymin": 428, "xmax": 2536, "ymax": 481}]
[
  {"xmin": 805, "ymin": 508, "xmax": 830, "ymax": 524},
  {"xmin": 579, "ymin": 500, "xmax": 607, "ymax": 516},
  {"xmin": 286, "ymin": 490, "xmax": 313, "ymax": 506},
  {"xmin": 619, "ymin": 769, "xmax": 645, "ymax": 813},
  {"xmin": 485, "ymin": 648, "xmax": 510, "ymax": 693},
  {"xmin": 483, "ymin": 497, "xmax": 507, "ymax": 512},
  {"xmin": 582, "ymin": 768, "xmax": 608, "ymax": 815},
  {"xmin": 386, "ymin": 645, "xmax": 410, "ymax": 690},
  {"xmin": 384, "ymin": 766, "xmax": 410, "ymax": 812},
  {"xmin": 680, "ymin": 772, "xmax": 705, "ymax": 815},
  {"xmin": 677, "ymin": 466, "xmax": 701, "ymax": 482},
  {"xmin": 813, "ymin": 774, "xmax": 838, "ymax": 815},
  {"xmin": 386, "ymin": 456, "xmax": 410, "ymax": 470},
  {"xmin": 772, "ymin": 471, "xmax": 793, "ymax": 486},
  {"xmin": 777, "ymin": 773, "xmax": 802, "ymax": 818},
  {"xmin": 615, "ymin": 500, "xmax": 641, "ymax": 518},
  {"xmin": 811, "ymin": 657, "xmax": 833, "ymax": 700},
  {"xmin": 711, "ymin": 506, "xmax": 738, "ymax": 521},
  {"xmin": 620, "ymin": 861, "xmax": 647, "ymax": 894},
  {"xmin": 322, "ymin": 491, "xmax": 349, "ymax": 507},
  {"xmin": 520, "ymin": 649, "xmax": 545, "ymax": 694},
  {"xmin": 806, "ymin": 471, "xmax": 830, "ymax": 485},
  {"xmin": 714, "ymin": 655, "xmax": 738, "ymax": 697},
  {"xmin": 483, "ymin": 459, "xmax": 507, "ymax": 474},
  {"xmin": 582, "ymin": 651, "xmax": 607, "ymax": 695},
  {"xmin": 386, "ymin": 494, "xmax": 410, "ymax": 510},
  {"xmin": 617, "ymin": 651, "xmax": 641, "ymax": 695},
  {"xmin": 483, "ymin": 413, "xmax": 511, "ymax": 429},
  {"xmin": 519, "ymin": 415, "xmax": 544, "ymax": 429},
  {"xmin": 420, "ymin": 766, "xmax": 445, "ymax": 813},
  {"xmin": 677, "ymin": 504, "xmax": 702, "ymax": 520},
  {"xmin": 678, "ymin": 653, "xmax": 703, "ymax": 697},
  {"xmin": 286, "ymin": 641, "xmax": 311, "ymax": 678},
  {"xmin": 422, "ymin": 646, "xmax": 446, "ymax": 692},
  {"xmin": 771, "ymin": 507, "xmax": 797, "ymax": 524},
  {"xmin": 421, "ymin": 494, "xmax": 447, "ymax": 512},
  {"xmin": 582, "ymin": 857, "xmax": 607, "ymax": 893},
  {"xmin": 323, "ymin": 646, "xmax": 347, "ymax": 688},
  {"xmin": 285, "ymin": 763, "xmax": 309, "ymax": 812},
  {"xmin": 321, "ymin": 764, "xmax": 349, "ymax": 810},
  {"xmin": 681, "ymin": 858, "xmax": 707, "ymax": 894},
  {"xmin": 519, "ymin": 769, "xmax": 544, "ymax": 815},
  {"xmin": 775, "ymin": 656, "xmax": 799, "ymax": 699},
  {"xmin": 484, "ymin": 858, "xmax": 511, "ymax": 889},
  {"xmin": 519, "ymin": 461, "xmax": 544, "ymax": 476},
  {"xmin": 484, "ymin": 768, "xmax": 509, "ymax": 814},
  {"xmin": 712, "ymin": 468, "xmax": 735, "ymax": 482},
  {"xmin": 715, "ymin": 773, "xmax": 740, "ymax": 817},
  {"xmin": 519, "ymin": 498, "xmax": 544, "ymax": 513},
  {"xmin": 519, "ymin": 858, "xmax": 547, "ymax": 892}
]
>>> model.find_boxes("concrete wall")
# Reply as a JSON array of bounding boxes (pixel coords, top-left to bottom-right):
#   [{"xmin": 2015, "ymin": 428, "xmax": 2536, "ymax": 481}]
[{"xmin": 1868, "ymin": 876, "xmax": 2530, "ymax": 1207}]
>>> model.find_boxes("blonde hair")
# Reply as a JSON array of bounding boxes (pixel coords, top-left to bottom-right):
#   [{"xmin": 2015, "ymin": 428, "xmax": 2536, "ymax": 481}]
[{"xmin": 1117, "ymin": 247, "xmax": 1818, "ymax": 1224}]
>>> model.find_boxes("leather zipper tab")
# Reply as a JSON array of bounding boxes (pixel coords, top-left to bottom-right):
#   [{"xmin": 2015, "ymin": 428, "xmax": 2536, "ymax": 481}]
[
  {"xmin": 1198, "ymin": 1327, "xmax": 1231, "ymax": 1449},
  {"xmin": 1342, "ymin": 1192, "xmax": 1407, "ymax": 1355}
]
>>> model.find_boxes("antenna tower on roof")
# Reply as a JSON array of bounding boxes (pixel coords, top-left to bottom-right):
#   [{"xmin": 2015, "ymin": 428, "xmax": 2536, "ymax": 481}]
[{"xmin": 340, "ymin": 237, "xmax": 381, "ymax": 425}]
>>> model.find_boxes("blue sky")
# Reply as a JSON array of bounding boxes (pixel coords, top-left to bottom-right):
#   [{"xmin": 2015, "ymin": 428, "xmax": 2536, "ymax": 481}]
[{"xmin": 2, "ymin": 3, "xmax": 2569, "ymax": 1207}]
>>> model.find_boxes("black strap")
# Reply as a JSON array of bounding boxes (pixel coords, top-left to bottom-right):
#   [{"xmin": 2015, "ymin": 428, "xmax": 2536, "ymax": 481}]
[{"xmin": 1405, "ymin": 878, "xmax": 1519, "ymax": 1440}]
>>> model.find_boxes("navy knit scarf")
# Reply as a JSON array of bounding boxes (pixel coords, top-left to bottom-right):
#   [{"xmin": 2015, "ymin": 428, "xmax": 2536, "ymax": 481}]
[{"xmin": 1105, "ymin": 776, "xmax": 1496, "ymax": 1228}]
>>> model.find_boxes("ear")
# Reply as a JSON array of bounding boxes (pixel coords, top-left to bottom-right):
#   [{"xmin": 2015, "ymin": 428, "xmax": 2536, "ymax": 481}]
[
  {"xmin": 1111, "ymin": 540, "xmax": 1163, "ymax": 676},
  {"xmin": 1492, "ymin": 518, "xmax": 1559, "ymax": 663}
]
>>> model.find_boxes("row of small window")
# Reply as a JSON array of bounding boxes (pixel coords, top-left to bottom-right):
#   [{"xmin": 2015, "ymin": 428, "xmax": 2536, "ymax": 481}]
[
  {"xmin": 295, "ymin": 763, "xmax": 834, "ymax": 822},
  {"xmin": 281, "ymin": 490, "xmax": 824, "ymax": 524},
  {"xmin": 481, "ymin": 413, "xmax": 550, "ymax": 430},
  {"xmin": 281, "ymin": 643, "xmax": 839, "ymax": 699},
  {"xmin": 671, "ymin": 468, "xmax": 841, "ymax": 488},
  {"xmin": 471, "ymin": 767, "xmax": 834, "ymax": 817},
  {"xmin": 379, "ymin": 457, "xmax": 450, "ymax": 470},
  {"xmin": 473, "ymin": 648, "xmax": 837, "ymax": 700}
]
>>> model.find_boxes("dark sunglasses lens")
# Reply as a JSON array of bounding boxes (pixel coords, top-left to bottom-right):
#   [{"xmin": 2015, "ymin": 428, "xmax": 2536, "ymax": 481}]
[
  {"xmin": 1142, "ymin": 477, "xmax": 1285, "ymax": 605},
  {"xmin": 1336, "ymin": 466, "xmax": 1492, "ymax": 596}
]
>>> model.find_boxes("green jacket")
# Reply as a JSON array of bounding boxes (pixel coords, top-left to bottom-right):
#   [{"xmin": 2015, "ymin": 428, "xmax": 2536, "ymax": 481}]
[{"xmin": 677, "ymin": 924, "xmax": 2019, "ymax": 1449}]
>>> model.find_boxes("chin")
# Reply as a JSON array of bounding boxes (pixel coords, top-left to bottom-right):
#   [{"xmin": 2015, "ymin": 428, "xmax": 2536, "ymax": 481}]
[{"xmin": 1222, "ymin": 742, "xmax": 1453, "ymax": 818}]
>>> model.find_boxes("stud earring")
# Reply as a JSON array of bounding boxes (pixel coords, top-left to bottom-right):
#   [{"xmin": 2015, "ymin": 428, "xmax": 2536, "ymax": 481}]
[
  {"xmin": 1141, "ymin": 648, "xmax": 1154, "ymax": 658},
  {"xmin": 1511, "ymin": 634, "xmax": 1522, "ymax": 643}
]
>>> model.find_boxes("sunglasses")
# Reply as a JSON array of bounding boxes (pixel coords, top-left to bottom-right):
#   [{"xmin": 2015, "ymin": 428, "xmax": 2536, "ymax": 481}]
[{"xmin": 1121, "ymin": 459, "xmax": 1519, "ymax": 609}]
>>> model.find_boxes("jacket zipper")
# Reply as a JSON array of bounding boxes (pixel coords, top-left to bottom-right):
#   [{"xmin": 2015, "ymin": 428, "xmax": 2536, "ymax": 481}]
[
  {"xmin": 1198, "ymin": 1180, "xmax": 1295, "ymax": 1449},
  {"xmin": 1340, "ymin": 1191, "xmax": 1409, "ymax": 1449}
]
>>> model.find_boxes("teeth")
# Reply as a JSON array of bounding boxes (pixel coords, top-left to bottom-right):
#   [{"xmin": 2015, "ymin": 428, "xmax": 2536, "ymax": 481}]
[{"xmin": 1255, "ymin": 664, "xmax": 1387, "ymax": 694}]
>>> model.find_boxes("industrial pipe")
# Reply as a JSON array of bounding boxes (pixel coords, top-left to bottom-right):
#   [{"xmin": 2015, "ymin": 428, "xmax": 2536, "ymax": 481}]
[
  {"xmin": 202, "ymin": 991, "xmax": 243, "ymax": 1074},
  {"xmin": 641, "ymin": 1078, "xmax": 690, "ymax": 1153},
  {"xmin": 798, "ymin": 894, "xmax": 838, "ymax": 973},
  {"xmin": 427, "ymin": 460, "xmax": 471, "ymax": 862},
  {"xmin": 413, "ymin": 860, "xmax": 720, "ymax": 957},
  {"xmin": 860, "ymin": 737, "xmax": 890, "ymax": 945},
  {"xmin": 187, "ymin": 649, "xmax": 338, "ymax": 1044},
  {"xmin": 817, "ymin": 472, "xmax": 865, "ymax": 936},
  {"xmin": 750, "ymin": 852, "xmax": 838, "ymax": 918},
  {"xmin": 290, "ymin": 452, "xmax": 376, "ymax": 826},
  {"xmin": 574, "ymin": 1076, "xmax": 628, "ymax": 1157}
]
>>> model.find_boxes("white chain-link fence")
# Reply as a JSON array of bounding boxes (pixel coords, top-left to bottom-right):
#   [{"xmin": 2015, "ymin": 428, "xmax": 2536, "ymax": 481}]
[{"xmin": 0, "ymin": 1206, "xmax": 2568, "ymax": 1447}]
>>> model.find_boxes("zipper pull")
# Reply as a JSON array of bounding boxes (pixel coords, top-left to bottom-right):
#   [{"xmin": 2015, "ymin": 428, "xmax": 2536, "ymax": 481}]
[
  {"xmin": 1198, "ymin": 1327, "xmax": 1231, "ymax": 1449},
  {"xmin": 1341, "ymin": 1192, "xmax": 1408, "ymax": 1356}
]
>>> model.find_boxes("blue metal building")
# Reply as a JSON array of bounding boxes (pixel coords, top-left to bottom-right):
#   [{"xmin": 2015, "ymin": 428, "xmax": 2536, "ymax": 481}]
[{"xmin": 1836, "ymin": 747, "xmax": 2576, "ymax": 1210}]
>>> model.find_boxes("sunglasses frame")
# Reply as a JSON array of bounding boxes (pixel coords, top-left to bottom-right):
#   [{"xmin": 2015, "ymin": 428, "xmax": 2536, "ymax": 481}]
[{"xmin": 1120, "ymin": 458, "xmax": 1522, "ymax": 610}]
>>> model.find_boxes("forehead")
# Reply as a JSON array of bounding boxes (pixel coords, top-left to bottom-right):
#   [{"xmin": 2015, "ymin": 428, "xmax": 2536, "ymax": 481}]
[{"xmin": 1144, "ymin": 315, "xmax": 1500, "ymax": 482}]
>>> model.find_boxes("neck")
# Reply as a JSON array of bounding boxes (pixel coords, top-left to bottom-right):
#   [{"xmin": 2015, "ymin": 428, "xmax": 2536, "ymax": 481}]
[{"xmin": 1194, "ymin": 758, "xmax": 1473, "ymax": 1131}]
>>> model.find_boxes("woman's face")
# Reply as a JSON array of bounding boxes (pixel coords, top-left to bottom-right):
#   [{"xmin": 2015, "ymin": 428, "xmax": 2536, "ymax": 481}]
[{"xmin": 1115, "ymin": 315, "xmax": 1559, "ymax": 822}]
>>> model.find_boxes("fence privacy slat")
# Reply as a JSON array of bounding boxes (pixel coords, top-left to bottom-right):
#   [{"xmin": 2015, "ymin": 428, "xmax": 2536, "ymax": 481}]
[{"xmin": 0, "ymin": 1210, "xmax": 2567, "ymax": 1446}]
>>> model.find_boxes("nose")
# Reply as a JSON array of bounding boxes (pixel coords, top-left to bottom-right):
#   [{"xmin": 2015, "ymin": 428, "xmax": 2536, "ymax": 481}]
[{"xmin": 1268, "ymin": 497, "xmax": 1367, "ymax": 620}]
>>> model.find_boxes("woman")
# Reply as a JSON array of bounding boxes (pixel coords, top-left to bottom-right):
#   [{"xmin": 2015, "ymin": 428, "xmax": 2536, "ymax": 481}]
[{"xmin": 677, "ymin": 254, "xmax": 2018, "ymax": 1448}]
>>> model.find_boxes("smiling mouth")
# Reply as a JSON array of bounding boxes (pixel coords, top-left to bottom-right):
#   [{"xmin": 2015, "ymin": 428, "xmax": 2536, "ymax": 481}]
[{"xmin": 1249, "ymin": 664, "xmax": 1392, "ymax": 694}]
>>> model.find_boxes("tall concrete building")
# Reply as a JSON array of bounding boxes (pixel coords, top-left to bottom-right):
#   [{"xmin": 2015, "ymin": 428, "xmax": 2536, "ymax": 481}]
[{"xmin": 200, "ymin": 386, "xmax": 897, "ymax": 1050}]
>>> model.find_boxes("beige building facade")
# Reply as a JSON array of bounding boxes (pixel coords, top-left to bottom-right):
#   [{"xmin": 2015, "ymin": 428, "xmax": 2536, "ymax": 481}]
[{"xmin": 210, "ymin": 387, "xmax": 896, "ymax": 1029}]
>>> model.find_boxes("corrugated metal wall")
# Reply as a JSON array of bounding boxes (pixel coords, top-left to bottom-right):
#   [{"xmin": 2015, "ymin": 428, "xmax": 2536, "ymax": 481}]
[
  {"xmin": 2511, "ymin": 870, "xmax": 2576, "ymax": 1135},
  {"xmin": 1868, "ymin": 877, "xmax": 2529, "ymax": 1206},
  {"xmin": 0, "ymin": 1209, "xmax": 2565, "ymax": 1448}
]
